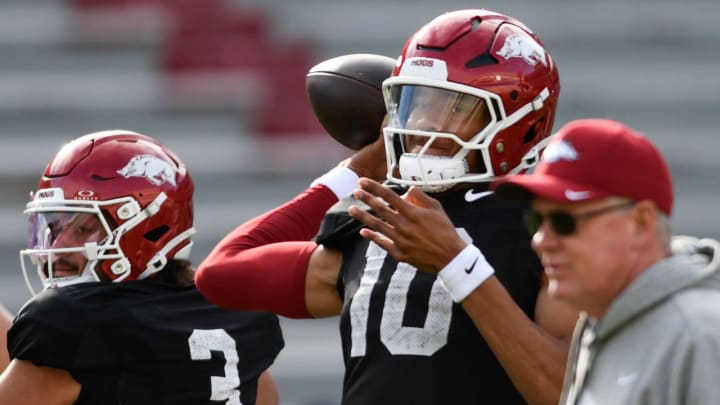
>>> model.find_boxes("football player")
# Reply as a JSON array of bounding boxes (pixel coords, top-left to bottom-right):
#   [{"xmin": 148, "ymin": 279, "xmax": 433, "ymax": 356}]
[
  {"xmin": 196, "ymin": 9, "xmax": 578, "ymax": 404},
  {"xmin": 0, "ymin": 131, "xmax": 284, "ymax": 405}
]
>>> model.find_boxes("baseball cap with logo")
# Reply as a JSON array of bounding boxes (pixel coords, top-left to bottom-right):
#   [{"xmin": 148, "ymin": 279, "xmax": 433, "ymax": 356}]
[{"xmin": 491, "ymin": 118, "xmax": 674, "ymax": 215}]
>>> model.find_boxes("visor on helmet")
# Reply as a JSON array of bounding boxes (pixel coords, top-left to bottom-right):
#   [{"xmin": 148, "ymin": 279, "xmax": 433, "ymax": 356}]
[
  {"xmin": 383, "ymin": 83, "xmax": 500, "ymax": 191},
  {"xmin": 27, "ymin": 212, "xmax": 107, "ymax": 257},
  {"xmin": 388, "ymin": 85, "xmax": 492, "ymax": 144},
  {"xmin": 20, "ymin": 197, "xmax": 118, "ymax": 294}
]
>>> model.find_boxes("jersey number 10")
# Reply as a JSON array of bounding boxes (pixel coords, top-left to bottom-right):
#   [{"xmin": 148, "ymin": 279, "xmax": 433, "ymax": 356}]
[{"xmin": 349, "ymin": 229, "xmax": 471, "ymax": 357}]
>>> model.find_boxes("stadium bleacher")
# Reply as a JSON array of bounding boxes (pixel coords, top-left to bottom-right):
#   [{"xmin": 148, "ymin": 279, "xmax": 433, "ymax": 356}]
[{"xmin": 0, "ymin": 1, "xmax": 717, "ymax": 403}]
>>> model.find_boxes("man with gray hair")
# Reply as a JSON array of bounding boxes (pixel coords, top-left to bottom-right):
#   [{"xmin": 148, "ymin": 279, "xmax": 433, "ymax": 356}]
[{"xmin": 491, "ymin": 118, "xmax": 720, "ymax": 404}]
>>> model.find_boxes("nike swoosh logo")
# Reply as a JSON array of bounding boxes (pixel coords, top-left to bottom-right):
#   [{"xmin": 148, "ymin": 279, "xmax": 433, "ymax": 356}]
[
  {"xmin": 464, "ymin": 256, "xmax": 479, "ymax": 274},
  {"xmin": 465, "ymin": 189, "xmax": 493, "ymax": 202},
  {"xmin": 564, "ymin": 189, "xmax": 591, "ymax": 201}
]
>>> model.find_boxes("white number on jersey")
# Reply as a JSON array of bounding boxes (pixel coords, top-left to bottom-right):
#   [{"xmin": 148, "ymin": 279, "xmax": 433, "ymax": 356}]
[
  {"xmin": 188, "ymin": 329, "xmax": 242, "ymax": 405},
  {"xmin": 350, "ymin": 228, "xmax": 472, "ymax": 356}
]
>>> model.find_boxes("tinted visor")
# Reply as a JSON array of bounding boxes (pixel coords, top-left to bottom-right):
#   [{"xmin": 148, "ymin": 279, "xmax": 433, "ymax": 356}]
[
  {"xmin": 386, "ymin": 85, "xmax": 492, "ymax": 147},
  {"xmin": 27, "ymin": 212, "xmax": 108, "ymax": 259}
]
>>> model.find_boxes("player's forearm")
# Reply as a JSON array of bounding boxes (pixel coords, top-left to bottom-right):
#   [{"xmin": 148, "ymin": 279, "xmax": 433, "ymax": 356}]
[
  {"xmin": 195, "ymin": 184, "xmax": 338, "ymax": 318},
  {"xmin": 211, "ymin": 184, "xmax": 339, "ymax": 254},
  {"xmin": 0, "ymin": 360, "xmax": 81, "ymax": 405},
  {"xmin": 256, "ymin": 369, "xmax": 279, "ymax": 405},
  {"xmin": 461, "ymin": 277, "xmax": 569, "ymax": 405},
  {"xmin": 196, "ymin": 241, "xmax": 318, "ymax": 318}
]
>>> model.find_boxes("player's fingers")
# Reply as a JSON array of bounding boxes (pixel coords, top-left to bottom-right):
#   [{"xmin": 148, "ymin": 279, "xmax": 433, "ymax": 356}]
[
  {"xmin": 357, "ymin": 178, "xmax": 410, "ymax": 213},
  {"xmin": 358, "ymin": 228, "xmax": 396, "ymax": 253},
  {"xmin": 351, "ymin": 188, "xmax": 399, "ymax": 224},
  {"xmin": 404, "ymin": 186, "xmax": 442, "ymax": 210},
  {"xmin": 348, "ymin": 204, "xmax": 396, "ymax": 237}
]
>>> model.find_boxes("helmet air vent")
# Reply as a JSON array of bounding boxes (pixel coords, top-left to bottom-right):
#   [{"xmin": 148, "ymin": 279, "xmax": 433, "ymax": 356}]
[{"xmin": 144, "ymin": 225, "xmax": 169, "ymax": 242}]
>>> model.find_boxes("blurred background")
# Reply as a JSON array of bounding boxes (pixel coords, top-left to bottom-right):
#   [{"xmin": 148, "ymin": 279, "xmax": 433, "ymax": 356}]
[{"xmin": 0, "ymin": 0, "xmax": 717, "ymax": 404}]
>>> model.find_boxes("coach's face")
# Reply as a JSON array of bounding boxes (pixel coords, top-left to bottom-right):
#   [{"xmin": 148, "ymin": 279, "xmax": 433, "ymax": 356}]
[{"xmin": 529, "ymin": 196, "xmax": 640, "ymax": 318}]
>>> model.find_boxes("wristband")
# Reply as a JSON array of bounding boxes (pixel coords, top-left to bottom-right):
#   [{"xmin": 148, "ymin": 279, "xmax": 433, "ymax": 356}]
[
  {"xmin": 311, "ymin": 166, "xmax": 360, "ymax": 199},
  {"xmin": 438, "ymin": 244, "xmax": 494, "ymax": 302}
]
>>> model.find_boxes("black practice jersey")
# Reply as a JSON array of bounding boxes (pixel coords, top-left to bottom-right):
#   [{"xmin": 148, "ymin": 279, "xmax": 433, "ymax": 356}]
[
  {"xmin": 8, "ymin": 280, "xmax": 283, "ymax": 405},
  {"xmin": 317, "ymin": 187, "xmax": 542, "ymax": 405}
]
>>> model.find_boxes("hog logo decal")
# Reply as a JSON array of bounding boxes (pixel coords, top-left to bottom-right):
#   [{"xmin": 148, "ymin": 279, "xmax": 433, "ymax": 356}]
[
  {"xmin": 117, "ymin": 154, "xmax": 177, "ymax": 187},
  {"xmin": 496, "ymin": 34, "xmax": 548, "ymax": 67},
  {"xmin": 542, "ymin": 140, "xmax": 578, "ymax": 163}
]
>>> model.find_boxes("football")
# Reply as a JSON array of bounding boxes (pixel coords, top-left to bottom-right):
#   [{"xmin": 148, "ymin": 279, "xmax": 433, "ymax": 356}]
[{"xmin": 306, "ymin": 53, "xmax": 396, "ymax": 150}]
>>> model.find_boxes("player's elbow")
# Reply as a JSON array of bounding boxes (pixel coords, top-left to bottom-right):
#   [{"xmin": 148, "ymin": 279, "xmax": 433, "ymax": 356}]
[{"xmin": 194, "ymin": 256, "xmax": 237, "ymax": 308}]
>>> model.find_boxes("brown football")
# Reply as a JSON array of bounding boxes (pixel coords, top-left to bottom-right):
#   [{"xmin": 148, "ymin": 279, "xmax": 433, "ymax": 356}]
[{"xmin": 306, "ymin": 53, "xmax": 395, "ymax": 150}]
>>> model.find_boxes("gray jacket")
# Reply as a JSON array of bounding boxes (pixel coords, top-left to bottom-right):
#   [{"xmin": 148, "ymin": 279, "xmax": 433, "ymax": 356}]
[{"xmin": 561, "ymin": 236, "xmax": 720, "ymax": 405}]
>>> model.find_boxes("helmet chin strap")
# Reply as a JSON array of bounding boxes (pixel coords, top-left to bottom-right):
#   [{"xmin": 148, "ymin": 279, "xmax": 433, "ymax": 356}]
[
  {"xmin": 107, "ymin": 192, "xmax": 168, "ymax": 281},
  {"xmin": 507, "ymin": 135, "xmax": 554, "ymax": 175},
  {"xmin": 105, "ymin": 190, "xmax": 196, "ymax": 282},
  {"xmin": 136, "ymin": 227, "xmax": 197, "ymax": 280},
  {"xmin": 490, "ymin": 86, "xmax": 552, "ymax": 176},
  {"xmin": 499, "ymin": 87, "xmax": 550, "ymax": 131}
]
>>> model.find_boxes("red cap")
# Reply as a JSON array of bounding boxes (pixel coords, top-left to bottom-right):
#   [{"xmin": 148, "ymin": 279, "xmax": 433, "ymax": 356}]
[{"xmin": 492, "ymin": 118, "xmax": 674, "ymax": 215}]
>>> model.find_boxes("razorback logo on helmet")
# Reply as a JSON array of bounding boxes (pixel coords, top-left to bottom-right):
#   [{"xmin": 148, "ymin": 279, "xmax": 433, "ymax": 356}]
[
  {"xmin": 117, "ymin": 154, "xmax": 177, "ymax": 187},
  {"xmin": 495, "ymin": 33, "xmax": 548, "ymax": 67},
  {"xmin": 541, "ymin": 140, "xmax": 578, "ymax": 163}
]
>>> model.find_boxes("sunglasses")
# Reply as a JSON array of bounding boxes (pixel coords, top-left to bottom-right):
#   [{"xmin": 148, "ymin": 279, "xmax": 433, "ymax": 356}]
[{"xmin": 524, "ymin": 201, "xmax": 636, "ymax": 236}]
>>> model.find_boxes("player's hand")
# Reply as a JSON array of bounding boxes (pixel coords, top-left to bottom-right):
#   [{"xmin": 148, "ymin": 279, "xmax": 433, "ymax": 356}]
[{"xmin": 348, "ymin": 178, "xmax": 467, "ymax": 273}]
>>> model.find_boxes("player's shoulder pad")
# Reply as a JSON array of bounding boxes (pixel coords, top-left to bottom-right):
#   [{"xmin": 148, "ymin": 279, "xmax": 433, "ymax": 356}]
[
  {"xmin": 315, "ymin": 182, "xmax": 407, "ymax": 249},
  {"xmin": 13, "ymin": 286, "xmax": 95, "ymax": 332}
]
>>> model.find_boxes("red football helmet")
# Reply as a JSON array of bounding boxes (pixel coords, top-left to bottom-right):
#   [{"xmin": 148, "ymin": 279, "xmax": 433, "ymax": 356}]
[
  {"xmin": 20, "ymin": 130, "xmax": 195, "ymax": 293},
  {"xmin": 382, "ymin": 9, "xmax": 560, "ymax": 192}
]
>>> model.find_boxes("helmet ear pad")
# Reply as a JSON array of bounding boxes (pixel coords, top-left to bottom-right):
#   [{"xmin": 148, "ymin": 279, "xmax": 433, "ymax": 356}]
[{"xmin": 306, "ymin": 53, "xmax": 395, "ymax": 150}]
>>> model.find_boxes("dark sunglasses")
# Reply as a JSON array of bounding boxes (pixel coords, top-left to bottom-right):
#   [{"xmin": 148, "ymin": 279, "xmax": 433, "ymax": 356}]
[{"xmin": 524, "ymin": 201, "xmax": 636, "ymax": 236}]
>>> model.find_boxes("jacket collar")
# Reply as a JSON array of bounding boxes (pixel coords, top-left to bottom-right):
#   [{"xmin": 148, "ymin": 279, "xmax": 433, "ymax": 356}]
[{"xmin": 594, "ymin": 237, "xmax": 720, "ymax": 339}]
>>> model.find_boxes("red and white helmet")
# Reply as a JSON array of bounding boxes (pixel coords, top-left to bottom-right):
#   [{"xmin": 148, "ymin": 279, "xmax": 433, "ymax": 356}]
[
  {"xmin": 383, "ymin": 9, "xmax": 560, "ymax": 192},
  {"xmin": 20, "ymin": 130, "xmax": 195, "ymax": 293}
]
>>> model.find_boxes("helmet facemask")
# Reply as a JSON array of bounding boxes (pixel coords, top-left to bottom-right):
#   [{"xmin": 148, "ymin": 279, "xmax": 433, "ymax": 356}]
[
  {"xmin": 20, "ymin": 189, "xmax": 121, "ymax": 294},
  {"xmin": 19, "ymin": 187, "xmax": 195, "ymax": 295},
  {"xmin": 383, "ymin": 77, "xmax": 505, "ymax": 193}
]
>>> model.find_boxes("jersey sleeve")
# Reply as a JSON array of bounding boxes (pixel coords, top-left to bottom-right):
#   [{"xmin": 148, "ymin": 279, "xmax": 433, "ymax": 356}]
[
  {"xmin": 315, "ymin": 201, "xmax": 365, "ymax": 250},
  {"xmin": 315, "ymin": 183, "xmax": 407, "ymax": 250},
  {"xmin": 8, "ymin": 289, "xmax": 118, "ymax": 372}
]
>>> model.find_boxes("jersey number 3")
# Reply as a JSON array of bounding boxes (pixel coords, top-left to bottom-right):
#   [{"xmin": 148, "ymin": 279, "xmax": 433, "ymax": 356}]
[
  {"xmin": 349, "ymin": 229, "xmax": 472, "ymax": 357},
  {"xmin": 189, "ymin": 329, "xmax": 242, "ymax": 405}
]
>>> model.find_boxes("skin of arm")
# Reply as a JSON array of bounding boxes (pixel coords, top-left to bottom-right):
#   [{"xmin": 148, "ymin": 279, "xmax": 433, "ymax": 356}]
[
  {"xmin": 305, "ymin": 245, "xmax": 344, "ymax": 317},
  {"xmin": 256, "ymin": 369, "xmax": 279, "ymax": 405},
  {"xmin": 0, "ymin": 360, "xmax": 286, "ymax": 405},
  {"xmin": 347, "ymin": 178, "xmax": 579, "ymax": 405},
  {"xmin": 302, "ymin": 133, "xmax": 389, "ymax": 318},
  {"xmin": 0, "ymin": 304, "xmax": 12, "ymax": 373},
  {"xmin": 0, "ymin": 359, "xmax": 81, "ymax": 405}
]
